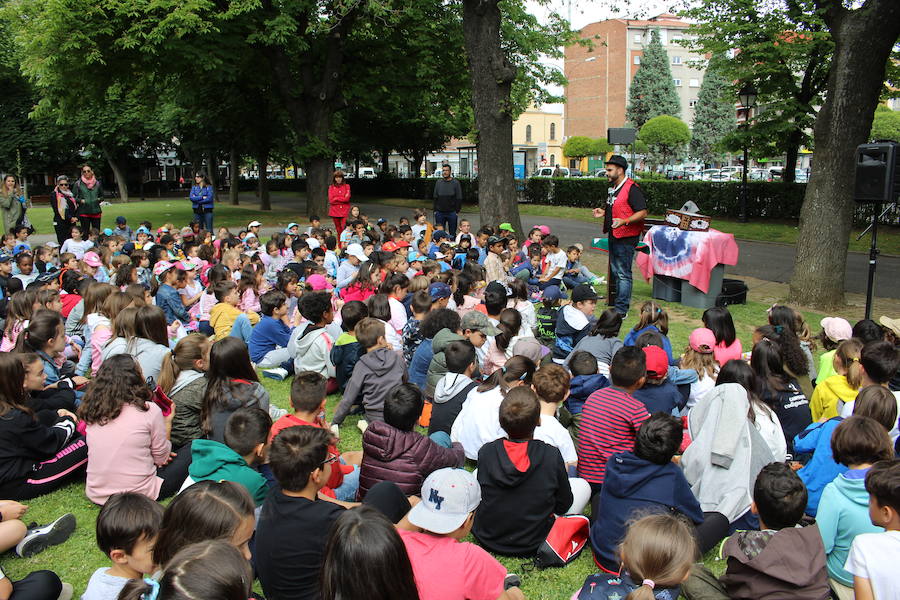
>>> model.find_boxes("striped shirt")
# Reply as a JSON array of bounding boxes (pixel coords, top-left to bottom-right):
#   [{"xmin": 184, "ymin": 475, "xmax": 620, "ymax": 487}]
[{"xmin": 576, "ymin": 387, "xmax": 650, "ymax": 485}]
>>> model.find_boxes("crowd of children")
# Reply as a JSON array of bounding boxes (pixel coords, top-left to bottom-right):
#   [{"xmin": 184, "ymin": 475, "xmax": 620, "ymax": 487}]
[{"xmin": 0, "ymin": 207, "xmax": 898, "ymax": 600}]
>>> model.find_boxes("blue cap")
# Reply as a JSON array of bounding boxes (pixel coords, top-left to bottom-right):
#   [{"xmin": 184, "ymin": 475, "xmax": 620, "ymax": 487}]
[
  {"xmin": 136, "ymin": 226, "xmax": 150, "ymax": 235},
  {"xmin": 115, "ymin": 216, "xmax": 126, "ymax": 224},
  {"xmin": 103, "ymin": 228, "xmax": 114, "ymax": 236},
  {"xmin": 12, "ymin": 244, "xmax": 29, "ymax": 256},
  {"xmin": 0, "ymin": 254, "xmax": 11, "ymax": 263},
  {"xmin": 428, "ymin": 282, "xmax": 452, "ymax": 300},
  {"xmin": 408, "ymin": 251, "xmax": 425, "ymax": 263},
  {"xmin": 432, "ymin": 230, "xmax": 450, "ymax": 241},
  {"xmin": 541, "ymin": 285, "xmax": 567, "ymax": 301}
]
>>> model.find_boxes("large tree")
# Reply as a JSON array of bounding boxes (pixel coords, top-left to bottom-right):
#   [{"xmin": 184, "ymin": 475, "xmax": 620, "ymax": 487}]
[
  {"xmin": 462, "ymin": 0, "xmax": 571, "ymax": 233},
  {"xmin": 789, "ymin": 0, "xmax": 900, "ymax": 308},
  {"xmin": 689, "ymin": 55, "xmax": 736, "ymax": 165},
  {"xmin": 640, "ymin": 115, "xmax": 691, "ymax": 169},
  {"xmin": 683, "ymin": 0, "xmax": 832, "ymax": 182},
  {"xmin": 626, "ymin": 28, "xmax": 680, "ymax": 128}
]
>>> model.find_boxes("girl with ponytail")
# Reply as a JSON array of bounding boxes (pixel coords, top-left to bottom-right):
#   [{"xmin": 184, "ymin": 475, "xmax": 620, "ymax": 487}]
[
  {"xmin": 809, "ymin": 338, "xmax": 864, "ymax": 421},
  {"xmin": 158, "ymin": 333, "xmax": 211, "ymax": 448},
  {"xmin": 574, "ymin": 513, "xmax": 697, "ymax": 599}
]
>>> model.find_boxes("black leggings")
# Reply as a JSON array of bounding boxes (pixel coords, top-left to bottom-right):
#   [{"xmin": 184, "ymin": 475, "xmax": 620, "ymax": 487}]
[
  {"xmin": 0, "ymin": 437, "xmax": 88, "ymax": 501},
  {"xmin": 8, "ymin": 570, "xmax": 62, "ymax": 600},
  {"xmin": 53, "ymin": 222, "xmax": 71, "ymax": 246},
  {"xmin": 78, "ymin": 216, "xmax": 101, "ymax": 234},
  {"xmin": 696, "ymin": 512, "xmax": 731, "ymax": 554},
  {"xmin": 157, "ymin": 444, "xmax": 192, "ymax": 500}
]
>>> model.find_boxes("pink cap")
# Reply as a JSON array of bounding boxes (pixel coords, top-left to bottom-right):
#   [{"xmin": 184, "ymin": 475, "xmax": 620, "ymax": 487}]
[
  {"xmin": 820, "ymin": 317, "xmax": 852, "ymax": 343},
  {"xmin": 152, "ymin": 260, "xmax": 175, "ymax": 277},
  {"xmin": 689, "ymin": 328, "xmax": 717, "ymax": 354},
  {"xmin": 82, "ymin": 251, "xmax": 102, "ymax": 268},
  {"xmin": 536, "ymin": 225, "xmax": 551, "ymax": 236},
  {"xmin": 306, "ymin": 274, "xmax": 333, "ymax": 291}
]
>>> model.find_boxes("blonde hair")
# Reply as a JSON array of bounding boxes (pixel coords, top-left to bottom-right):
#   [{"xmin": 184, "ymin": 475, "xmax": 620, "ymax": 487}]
[
  {"xmin": 793, "ymin": 309, "xmax": 815, "ymax": 350},
  {"xmin": 620, "ymin": 513, "xmax": 697, "ymax": 600},
  {"xmin": 408, "ymin": 275, "xmax": 430, "ymax": 294},
  {"xmin": 632, "ymin": 301, "xmax": 669, "ymax": 336},
  {"xmin": 835, "ymin": 338, "xmax": 864, "ymax": 390},
  {"xmin": 158, "ymin": 333, "xmax": 211, "ymax": 394},
  {"xmin": 680, "ymin": 347, "xmax": 719, "ymax": 379}
]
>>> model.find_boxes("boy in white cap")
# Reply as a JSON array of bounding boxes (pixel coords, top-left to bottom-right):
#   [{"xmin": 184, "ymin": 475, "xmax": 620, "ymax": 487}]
[
  {"xmin": 336, "ymin": 243, "xmax": 368, "ymax": 290},
  {"xmin": 400, "ymin": 468, "xmax": 524, "ymax": 600}
]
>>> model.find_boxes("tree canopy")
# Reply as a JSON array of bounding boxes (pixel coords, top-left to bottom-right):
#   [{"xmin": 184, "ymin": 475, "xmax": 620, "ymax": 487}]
[
  {"xmin": 626, "ymin": 28, "xmax": 680, "ymax": 128},
  {"xmin": 640, "ymin": 115, "xmax": 690, "ymax": 168}
]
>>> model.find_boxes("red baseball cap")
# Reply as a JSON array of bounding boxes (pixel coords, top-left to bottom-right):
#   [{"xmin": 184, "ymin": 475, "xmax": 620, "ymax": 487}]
[
  {"xmin": 381, "ymin": 241, "xmax": 398, "ymax": 252},
  {"xmin": 642, "ymin": 346, "xmax": 669, "ymax": 379}
]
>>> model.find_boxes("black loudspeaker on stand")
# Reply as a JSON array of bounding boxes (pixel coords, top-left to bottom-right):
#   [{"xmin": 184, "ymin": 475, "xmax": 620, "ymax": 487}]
[{"xmin": 854, "ymin": 142, "xmax": 899, "ymax": 320}]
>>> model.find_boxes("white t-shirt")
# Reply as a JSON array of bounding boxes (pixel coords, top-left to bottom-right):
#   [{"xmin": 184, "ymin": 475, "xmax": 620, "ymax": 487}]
[
  {"xmin": 545, "ymin": 250, "xmax": 567, "ymax": 282},
  {"xmin": 845, "ymin": 531, "xmax": 900, "ymax": 600},
  {"xmin": 534, "ymin": 413, "xmax": 577, "ymax": 464},
  {"xmin": 688, "ymin": 371, "xmax": 718, "ymax": 410},
  {"xmin": 752, "ymin": 405, "xmax": 788, "ymax": 462},
  {"xmin": 387, "ymin": 297, "xmax": 407, "ymax": 333},
  {"xmin": 840, "ymin": 390, "xmax": 900, "ymax": 442},
  {"xmin": 451, "ymin": 386, "xmax": 504, "ymax": 460}
]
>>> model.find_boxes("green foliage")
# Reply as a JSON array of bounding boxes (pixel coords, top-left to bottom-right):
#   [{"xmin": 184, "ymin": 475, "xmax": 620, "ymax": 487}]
[
  {"xmin": 562, "ymin": 136, "xmax": 594, "ymax": 160},
  {"xmin": 689, "ymin": 55, "xmax": 737, "ymax": 164},
  {"xmin": 870, "ymin": 106, "xmax": 900, "ymax": 142},
  {"xmin": 626, "ymin": 28, "xmax": 680, "ymax": 128},
  {"xmin": 640, "ymin": 115, "xmax": 691, "ymax": 167}
]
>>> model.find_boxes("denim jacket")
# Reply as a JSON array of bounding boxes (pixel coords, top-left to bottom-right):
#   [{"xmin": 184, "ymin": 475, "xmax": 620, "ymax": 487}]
[
  {"xmin": 156, "ymin": 284, "xmax": 190, "ymax": 324},
  {"xmin": 190, "ymin": 185, "xmax": 215, "ymax": 211}
]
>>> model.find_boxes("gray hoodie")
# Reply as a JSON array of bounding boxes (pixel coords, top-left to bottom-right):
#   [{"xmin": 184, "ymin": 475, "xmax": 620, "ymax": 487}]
[
  {"xmin": 333, "ymin": 347, "xmax": 407, "ymax": 425},
  {"xmin": 101, "ymin": 337, "xmax": 171, "ymax": 388},
  {"xmin": 426, "ymin": 328, "xmax": 467, "ymax": 398}
]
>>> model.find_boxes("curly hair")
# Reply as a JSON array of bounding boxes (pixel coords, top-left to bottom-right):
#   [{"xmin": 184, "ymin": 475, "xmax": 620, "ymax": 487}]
[{"xmin": 78, "ymin": 354, "xmax": 151, "ymax": 425}]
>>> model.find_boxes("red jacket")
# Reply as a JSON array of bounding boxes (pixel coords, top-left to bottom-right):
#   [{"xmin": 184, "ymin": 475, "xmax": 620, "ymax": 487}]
[
  {"xmin": 358, "ymin": 420, "xmax": 464, "ymax": 499},
  {"xmin": 328, "ymin": 183, "xmax": 351, "ymax": 217},
  {"xmin": 611, "ymin": 179, "xmax": 644, "ymax": 239}
]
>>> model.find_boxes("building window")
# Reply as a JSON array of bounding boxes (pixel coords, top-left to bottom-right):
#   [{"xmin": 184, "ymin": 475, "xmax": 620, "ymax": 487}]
[
  {"xmin": 526, "ymin": 124, "xmax": 532, "ymax": 143},
  {"xmin": 689, "ymin": 78, "xmax": 699, "ymax": 87},
  {"xmin": 689, "ymin": 99, "xmax": 698, "ymax": 108},
  {"xmin": 634, "ymin": 55, "xmax": 641, "ymax": 65},
  {"xmin": 673, "ymin": 78, "xmax": 682, "ymax": 87},
  {"xmin": 671, "ymin": 56, "xmax": 682, "ymax": 65},
  {"xmin": 549, "ymin": 123, "xmax": 556, "ymax": 140},
  {"xmin": 671, "ymin": 35, "xmax": 682, "ymax": 44},
  {"xmin": 550, "ymin": 154, "xmax": 555, "ymax": 166},
  {"xmin": 634, "ymin": 33, "xmax": 642, "ymax": 44}
]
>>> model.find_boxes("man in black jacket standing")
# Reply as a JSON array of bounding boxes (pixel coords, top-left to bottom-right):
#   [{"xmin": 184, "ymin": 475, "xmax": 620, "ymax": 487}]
[{"xmin": 432, "ymin": 164, "xmax": 463, "ymax": 236}]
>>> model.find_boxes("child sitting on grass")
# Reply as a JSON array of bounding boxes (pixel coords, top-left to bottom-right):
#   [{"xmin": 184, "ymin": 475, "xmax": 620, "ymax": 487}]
[
  {"xmin": 577, "ymin": 513, "xmax": 697, "ymax": 600},
  {"xmin": 359, "ymin": 383, "xmax": 464, "ymax": 499},
  {"xmin": 473, "ymin": 387, "xmax": 576, "ymax": 557},
  {"xmin": 845, "ymin": 459, "xmax": 900, "ymax": 600},
  {"xmin": 810, "ymin": 338, "xmax": 863, "ymax": 421},
  {"xmin": 83, "ymin": 492, "xmax": 164, "ymax": 600},
  {"xmin": 400, "ymin": 468, "xmax": 525, "ymax": 600},
  {"xmin": 270, "ymin": 371, "xmax": 361, "ymax": 502},
  {"xmin": 288, "ymin": 291, "xmax": 338, "ymax": 392},
  {"xmin": 531, "ymin": 364, "xmax": 578, "ymax": 470},
  {"xmin": 248, "ymin": 290, "xmax": 295, "ymax": 381},
  {"xmin": 632, "ymin": 345, "xmax": 683, "ymax": 415},
  {"xmin": 209, "ymin": 281, "xmax": 259, "ymax": 342},
  {"xmin": 430, "ymin": 340, "xmax": 480, "ymax": 437},
  {"xmin": 683, "ymin": 462, "xmax": 830, "ymax": 600},
  {"xmin": 333, "ymin": 317, "xmax": 408, "ymax": 430},
  {"xmin": 186, "ymin": 407, "xmax": 271, "ymax": 506},
  {"xmin": 625, "ymin": 300, "xmax": 675, "ymax": 364},
  {"xmin": 331, "ymin": 301, "xmax": 368, "ymax": 393},
  {"xmin": 817, "ymin": 415, "xmax": 895, "ymax": 598}
]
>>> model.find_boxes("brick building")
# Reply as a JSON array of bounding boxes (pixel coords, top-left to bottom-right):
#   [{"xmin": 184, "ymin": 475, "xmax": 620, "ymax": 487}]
[{"xmin": 564, "ymin": 13, "xmax": 707, "ymax": 144}]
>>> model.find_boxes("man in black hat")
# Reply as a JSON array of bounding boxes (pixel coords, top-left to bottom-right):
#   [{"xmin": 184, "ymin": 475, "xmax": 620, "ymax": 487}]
[{"xmin": 592, "ymin": 155, "xmax": 647, "ymax": 316}]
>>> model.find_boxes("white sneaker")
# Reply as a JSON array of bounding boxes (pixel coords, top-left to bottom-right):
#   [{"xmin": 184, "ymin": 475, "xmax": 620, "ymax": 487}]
[
  {"xmin": 16, "ymin": 513, "xmax": 77, "ymax": 558},
  {"xmin": 262, "ymin": 367, "xmax": 289, "ymax": 381},
  {"xmin": 330, "ymin": 424, "xmax": 340, "ymax": 437},
  {"xmin": 357, "ymin": 419, "xmax": 369, "ymax": 434},
  {"xmin": 57, "ymin": 583, "xmax": 74, "ymax": 600}
]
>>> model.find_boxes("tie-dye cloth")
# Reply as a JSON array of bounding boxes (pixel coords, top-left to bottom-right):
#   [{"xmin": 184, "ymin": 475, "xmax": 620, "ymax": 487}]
[{"xmin": 636, "ymin": 226, "xmax": 739, "ymax": 293}]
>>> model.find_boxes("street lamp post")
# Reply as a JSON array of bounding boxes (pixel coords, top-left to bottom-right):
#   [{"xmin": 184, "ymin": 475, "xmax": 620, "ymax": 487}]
[{"xmin": 738, "ymin": 84, "xmax": 757, "ymax": 223}]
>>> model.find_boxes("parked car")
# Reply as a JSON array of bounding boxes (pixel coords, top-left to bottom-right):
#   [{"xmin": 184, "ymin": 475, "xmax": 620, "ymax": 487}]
[
  {"xmin": 749, "ymin": 168, "xmax": 770, "ymax": 181},
  {"xmin": 590, "ymin": 169, "xmax": 608, "ymax": 178},
  {"xmin": 665, "ymin": 170, "xmax": 689, "ymax": 180},
  {"xmin": 358, "ymin": 167, "xmax": 376, "ymax": 179},
  {"xmin": 532, "ymin": 166, "xmax": 570, "ymax": 178},
  {"xmin": 569, "ymin": 168, "xmax": 584, "ymax": 178}
]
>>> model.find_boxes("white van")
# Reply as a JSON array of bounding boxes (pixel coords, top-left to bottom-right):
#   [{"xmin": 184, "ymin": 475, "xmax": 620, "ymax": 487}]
[
  {"xmin": 532, "ymin": 166, "xmax": 569, "ymax": 178},
  {"xmin": 358, "ymin": 167, "xmax": 376, "ymax": 179}
]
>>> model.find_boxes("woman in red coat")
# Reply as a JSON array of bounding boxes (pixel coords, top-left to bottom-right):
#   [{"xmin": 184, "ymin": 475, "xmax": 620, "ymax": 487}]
[{"xmin": 328, "ymin": 169, "xmax": 351, "ymax": 233}]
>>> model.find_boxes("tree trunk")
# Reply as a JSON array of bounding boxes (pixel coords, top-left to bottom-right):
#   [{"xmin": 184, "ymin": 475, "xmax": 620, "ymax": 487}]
[
  {"xmin": 206, "ymin": 152, "xmax": 218, "ymax": 191},
  {"xmin": 407, "ymin": 151, "xmax": 426, "ymax": 178},
  {"xmin": 229, "ymin": 147, "xmax": 240, "ymax": 205},
  {"xmin": 462, "ymin": 0, "xmax": 522, "ymax": 234},
  {"xmin": 257, "ymin": 151, "xmax": 271, "ymax": 211},
  {"xmin": 782, "ymin": 129, "xmax": 802, "ymax": 183},
  {"xmin": 106, "ymin": 154, "xmax": 129, "ymax": 202},
  {"xmin": 380, "ymin": 147, "xmax": 390, "ymax": 174},
  {"xmin": 789, "ymin": 0, "xmax": 900, "ymax": 308},
  {"xmin": 306, "ymin": 158, "xmax": 332, "ymax": 219}
]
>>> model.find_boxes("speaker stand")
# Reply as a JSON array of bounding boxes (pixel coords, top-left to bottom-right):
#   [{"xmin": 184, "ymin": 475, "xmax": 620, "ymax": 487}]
[{"xmin": 857, "ymin": 202, "xmax": 895, "ymax": 320}]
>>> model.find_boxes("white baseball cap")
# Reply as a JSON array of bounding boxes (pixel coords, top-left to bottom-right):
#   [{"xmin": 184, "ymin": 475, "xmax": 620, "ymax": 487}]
[
  {"xmin": 248, "ymin": 220, "xmax": 262, "ymax": 228},
  {"xmin": 306, "ymin": 238, "xmax": 321, "ymax": 250},
  {"xmin": 346, "ymin": 243, "xmax": 368, "ymax": 262},
  {"xmin": 407, "ymin": 468, "xmax": 481, "ymax": 534}
]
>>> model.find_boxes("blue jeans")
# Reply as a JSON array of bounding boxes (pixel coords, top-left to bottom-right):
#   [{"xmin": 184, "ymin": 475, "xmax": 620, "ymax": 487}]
[
  {"xmin": 610, "ymin": 237, "xmax": 638, "ymax": 315},
  {"xmin": 75, "ymin": 328, "xmax": 92, "ymax": 376},
  {"xmin": 194, "ymin": 210, "xmax": 213, "ymax": 232},
  {"xmin": 562, "ymin": 272, "xmax": 592, "ymax": 290},
  {"xmin": 434, "ymin": 210, "xmax": 458, "ymax": 237},
  {"xmin": 333, "ymin": 462, "xmax": 361, "ymax": 502},
  {"xmin": 230, "ymin": 313, "xmax": 253, "ymax": 343}
]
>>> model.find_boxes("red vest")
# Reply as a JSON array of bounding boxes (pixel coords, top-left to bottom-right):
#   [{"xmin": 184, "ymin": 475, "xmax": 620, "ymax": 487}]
[{"xmin": 611, "ymin": 178, "xmax": 644, "ymax": 239}]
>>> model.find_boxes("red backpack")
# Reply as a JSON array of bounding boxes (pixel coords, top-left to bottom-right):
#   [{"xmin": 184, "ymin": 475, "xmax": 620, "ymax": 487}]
[{"xmin": 532, "ymin": 514, "xmax": 590, "ymax": 569}]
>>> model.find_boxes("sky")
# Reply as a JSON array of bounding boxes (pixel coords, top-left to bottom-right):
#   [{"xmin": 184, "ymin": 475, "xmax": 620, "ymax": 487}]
[{"xmin": 529, "ymin": 0, "xmax": 676, "ymax": 113}]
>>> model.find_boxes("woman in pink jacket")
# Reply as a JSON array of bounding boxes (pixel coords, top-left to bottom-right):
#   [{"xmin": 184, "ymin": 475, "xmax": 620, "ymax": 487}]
[{"xmin": 328, "ymin": 169, "xmax": 351, "ymax": 233}]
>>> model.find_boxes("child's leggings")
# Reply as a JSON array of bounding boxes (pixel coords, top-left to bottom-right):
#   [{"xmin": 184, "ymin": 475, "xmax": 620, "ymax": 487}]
[{"xmin": 0, "ymin": 437, "xmax": 88, "ymax": 500}]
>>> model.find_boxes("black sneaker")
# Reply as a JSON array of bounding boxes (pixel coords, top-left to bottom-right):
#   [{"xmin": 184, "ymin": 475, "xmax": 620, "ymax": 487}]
[{"xmin": 15, "ymin": 513, "xmax": 77, "ymax": 557}]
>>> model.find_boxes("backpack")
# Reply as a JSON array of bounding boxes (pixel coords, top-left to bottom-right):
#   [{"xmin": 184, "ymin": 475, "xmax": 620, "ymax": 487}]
[{"xmin": 532, "ymin": 514, "xmax": 590, "ymax": 569}]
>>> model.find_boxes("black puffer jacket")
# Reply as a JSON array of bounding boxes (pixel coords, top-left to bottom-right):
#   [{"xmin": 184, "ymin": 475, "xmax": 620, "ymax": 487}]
[{"xmin": 358, "ymin": 420, "xmax": 464, "ymax": 499}]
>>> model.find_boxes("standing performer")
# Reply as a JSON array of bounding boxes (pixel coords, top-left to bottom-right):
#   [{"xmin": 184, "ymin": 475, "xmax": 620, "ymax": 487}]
[{"xmin": 592, "ymin": 155, "xmax": 647, "ymax": 317}]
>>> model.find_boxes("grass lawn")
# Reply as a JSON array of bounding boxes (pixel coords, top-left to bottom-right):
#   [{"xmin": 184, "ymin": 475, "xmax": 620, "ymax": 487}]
[{"xmin": 2, "ymin": 275, "xmax": 814, "ymax": 598}]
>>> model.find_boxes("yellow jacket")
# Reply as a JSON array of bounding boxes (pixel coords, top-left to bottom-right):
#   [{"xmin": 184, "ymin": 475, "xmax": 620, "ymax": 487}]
[
  {"xmin": 809, "ymin": 374, "xmax": 858, "ymax": 421},
  {"xmin": 210, "ymin": 302, "xmax": 259, "ymax": 340}
]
